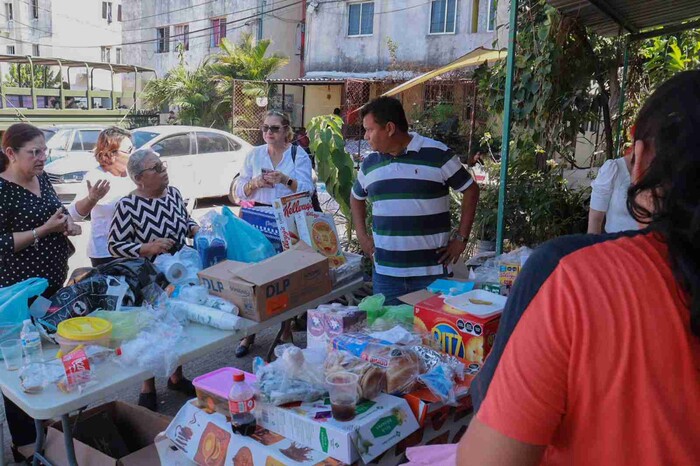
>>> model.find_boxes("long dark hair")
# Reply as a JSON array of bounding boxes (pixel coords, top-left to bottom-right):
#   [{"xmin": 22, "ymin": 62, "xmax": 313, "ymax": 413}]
[
  {"xmin": 0, "ymin": 123, "xmax": 44, "ymax": 172},
  {"xmin": 628, "ymin": 70, "xmax": 700, "ymax": 337}
]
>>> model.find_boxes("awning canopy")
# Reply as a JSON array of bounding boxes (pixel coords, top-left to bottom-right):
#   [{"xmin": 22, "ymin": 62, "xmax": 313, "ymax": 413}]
[
  {"xmin": 548, "ymin": 0, "xmax": 700, "ymax": 38},
  {"xmin": 381, "ymin": 47, "xmax": 506, "ymax": 97},
  {"xmin": 0, "ymin": 54, "xmax": 155, "ymax": 74}
]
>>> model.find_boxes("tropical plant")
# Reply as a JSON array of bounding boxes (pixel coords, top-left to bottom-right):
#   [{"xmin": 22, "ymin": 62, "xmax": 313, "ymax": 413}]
[
  {"xmin": 307, "ymin": 115, "xmax": 357, "ymax": 243},
  {"xmin": 4, "ymin": 64, "xmax": 61, "ymax": 88},
  {"xmin": 142, "ymin": 60, "xmax": 227, "ymax": 129}
]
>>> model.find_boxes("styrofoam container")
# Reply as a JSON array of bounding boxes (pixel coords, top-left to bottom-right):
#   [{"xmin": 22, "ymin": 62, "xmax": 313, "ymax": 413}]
[
  {"xmin": 444, "ymin": 289, "xmax": 507, "ymax": 318},
  {"xmin": 193, "ymin": 367, "xmax": 256, "ymax": 416}
]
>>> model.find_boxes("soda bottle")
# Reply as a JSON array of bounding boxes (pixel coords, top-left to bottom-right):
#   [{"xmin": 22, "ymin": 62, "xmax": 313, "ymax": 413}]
[
  {"xmin": 228, "ymin": 372, "xmax": 256, "ymax": 436},
  {"xmin": 20, "ymin": 319, "xmax": 43, "ymax": 364}
]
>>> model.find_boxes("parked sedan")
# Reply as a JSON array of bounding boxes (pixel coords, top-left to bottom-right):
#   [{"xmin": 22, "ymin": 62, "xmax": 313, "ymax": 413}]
[{"xmin": 45, "ymin": 125, "xmax": 253, "ymax": 205}]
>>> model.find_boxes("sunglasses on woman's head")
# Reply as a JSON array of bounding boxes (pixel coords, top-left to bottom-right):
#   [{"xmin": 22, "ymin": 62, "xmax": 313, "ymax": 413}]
[
  {"xmin": 139, "ymin": 160, "xmax": 168, "ymax": 175},
  {"xmin": 261, "ymin": 124, "xmax": 287, "ymax": 134}
]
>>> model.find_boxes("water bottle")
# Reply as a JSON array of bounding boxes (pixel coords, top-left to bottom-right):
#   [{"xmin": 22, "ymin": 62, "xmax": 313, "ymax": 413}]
[{"xmin": 20, "ymin": 319, "xmax": 43, "ymax": 364}]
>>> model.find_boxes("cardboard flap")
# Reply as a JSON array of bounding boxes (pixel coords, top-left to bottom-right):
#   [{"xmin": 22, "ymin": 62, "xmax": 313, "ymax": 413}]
[{"xmin": 235, "ymin": 244, "xmax": 327, "ymax": 285}]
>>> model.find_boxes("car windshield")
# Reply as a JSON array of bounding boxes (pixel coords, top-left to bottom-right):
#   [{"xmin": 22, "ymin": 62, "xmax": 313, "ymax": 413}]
[{"xmin": 132, "ymin": 131, "xmax": 160, "ymax": 149}]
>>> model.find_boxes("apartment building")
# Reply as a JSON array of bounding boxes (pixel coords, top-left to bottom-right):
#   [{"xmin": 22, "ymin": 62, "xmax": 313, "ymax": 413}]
[
  {"xmin": 0, "ymin": 0, "xmax": 125, "ymax": 93},
  {"xmin": 121, "ymin": 0, "xmax": 303, "ymax": 80}
]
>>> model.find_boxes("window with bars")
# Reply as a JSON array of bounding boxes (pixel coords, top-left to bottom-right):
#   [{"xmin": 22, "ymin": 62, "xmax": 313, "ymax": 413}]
[
  {"xmin": 31, "ymin": 0, "xmax": 38, "ymax": 19},
  {"xmin": 115, "ymin": 47, "xmax": 122, "ymax": 64},
  {"xmin": 210, "ymin": 18, "xmax": 226, "ymax": 47},
  {"xmin": 174, "ymin": 24, "xmax": 190, "ymax": 51},
  {"xmin": 5, "ymin": 3, "xmax": 12, "ymax": 21},
  {"xmin": 424, "ymin": 82, "xmax": 455, "ymax": 109},
  {"xmin": 430, "ymin": 0, "xmax": 457, "ymax": 34},
  {"xmin": 117, "ymin": 4, "xmax": 122, "ymax": 21},
  {"xmin": 156, "ymin": 27, "xmax": 169, "ymax": 53},
  {"xmin": 32, "ymin": 44, "xmax": 39, "ymax": 56},
  {"xmin": 6, "ymin": 45, "xmax": 15, "ymax": 55},
  {"xmin": 348, "ymin": 2, "xmax": 374, "ymax": 36}
]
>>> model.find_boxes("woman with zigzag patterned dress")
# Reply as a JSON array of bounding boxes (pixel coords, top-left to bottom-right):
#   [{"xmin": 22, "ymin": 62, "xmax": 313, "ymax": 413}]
[{"xmin": 108, "ymin": 148, "xmax": 200, "ymax": 411}]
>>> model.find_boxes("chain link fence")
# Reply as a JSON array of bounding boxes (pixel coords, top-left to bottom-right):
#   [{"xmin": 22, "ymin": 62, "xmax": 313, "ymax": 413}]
[{"xmin": 231, "ymin": 79, "xmax": 269, "ymax": 146}]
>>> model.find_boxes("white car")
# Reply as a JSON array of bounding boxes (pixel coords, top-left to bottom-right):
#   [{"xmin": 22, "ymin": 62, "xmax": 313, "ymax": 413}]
[{"xmin": 46, "ymin": 125, "xmax": 253, "ymax": 205}]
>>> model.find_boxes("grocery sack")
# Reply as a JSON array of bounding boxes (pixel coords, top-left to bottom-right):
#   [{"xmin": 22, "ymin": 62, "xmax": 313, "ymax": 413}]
[
  {"xmin": 222, "ymin": 206, "xmax": 275, "ymax": 263},
  {"xmin": 0, "ymin": 278, "xmax": 48, "ymax": 343}
]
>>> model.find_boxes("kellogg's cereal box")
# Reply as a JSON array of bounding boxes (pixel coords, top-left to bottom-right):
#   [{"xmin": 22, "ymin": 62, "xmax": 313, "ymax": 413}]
[
  {"xmin": 414, "ymin": 295, "xmax": 501, "ymax": 373},
  {"xmin": 272, "ymin": 192, "xmax": 314, "ymax": 250}
]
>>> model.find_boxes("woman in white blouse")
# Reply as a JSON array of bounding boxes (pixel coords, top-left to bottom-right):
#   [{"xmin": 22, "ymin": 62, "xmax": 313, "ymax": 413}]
[
  {"xmin": 233, "ymin": 110, "xmax": 314, "ymax": 357},
  {"xmin": 587, "ymin": 152, "xmax": 639, "ymax": 234},
  {"xmin": 234, "ymin": 110, "xmax": 314, "ymax": 206},
  {"xmin": 68, "ymin": 127, "xmax": 135, "ymax": 266}
]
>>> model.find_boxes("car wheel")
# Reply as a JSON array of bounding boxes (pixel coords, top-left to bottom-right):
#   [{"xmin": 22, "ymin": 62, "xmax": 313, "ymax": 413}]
[{"xmin": 228, "ymin": 175, "xmax": 240, "ymax": 206}]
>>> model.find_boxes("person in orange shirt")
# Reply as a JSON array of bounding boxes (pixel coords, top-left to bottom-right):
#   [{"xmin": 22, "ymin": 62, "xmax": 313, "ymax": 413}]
[{"xmin": 458, "ymin": 71, "xmax": 700, "ymax": 465}]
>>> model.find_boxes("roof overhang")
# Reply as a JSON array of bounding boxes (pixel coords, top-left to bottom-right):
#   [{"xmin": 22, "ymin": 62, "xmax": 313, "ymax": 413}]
[
  {"xmin": 547, "ymin": 0, "xmax": 700, "ymax": 39},
  {"xmin": 0, "ymin": 54, "xmax": 155, "ymax": 74}
]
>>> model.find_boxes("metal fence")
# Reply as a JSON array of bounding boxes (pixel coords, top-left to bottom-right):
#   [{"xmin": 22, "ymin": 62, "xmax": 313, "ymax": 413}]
[{"xmin": 231, "ymin": 79, "xmax": 268, "ymax": 146}]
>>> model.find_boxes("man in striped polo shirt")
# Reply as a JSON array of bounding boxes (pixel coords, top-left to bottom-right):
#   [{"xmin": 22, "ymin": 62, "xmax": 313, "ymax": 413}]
[{"xmin": 351, "ymin": 97, "xmax": 479, "ymax": 303}]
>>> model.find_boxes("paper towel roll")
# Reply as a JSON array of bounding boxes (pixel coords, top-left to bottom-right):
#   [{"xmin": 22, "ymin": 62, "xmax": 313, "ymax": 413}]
[{"xmin": 164, "ymin": 261, "xmax": 189, "ymax": 284}]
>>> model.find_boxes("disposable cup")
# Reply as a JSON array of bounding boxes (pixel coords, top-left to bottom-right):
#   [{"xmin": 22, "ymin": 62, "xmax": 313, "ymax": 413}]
[
  {"xmin": 326, "ymin": 372, "xmax": 359, "ymax": 422},
  {"xmin": 1, "ymin": 339, "xmax": 23, "ymax": 371}
]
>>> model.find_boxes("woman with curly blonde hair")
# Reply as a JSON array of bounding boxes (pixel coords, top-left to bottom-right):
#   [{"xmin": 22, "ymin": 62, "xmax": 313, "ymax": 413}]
[{"xmin": 67, "ymin": 126, "xmax": 135, "ymax": 266}]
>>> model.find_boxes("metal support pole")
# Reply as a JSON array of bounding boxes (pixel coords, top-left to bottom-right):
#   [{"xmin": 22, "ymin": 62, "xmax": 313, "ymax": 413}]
[
  {"xmin": 496, "ymin": 0, "xmax": 519, "ymax": 255},
  {"xmin": 614, "ymin": 40, "xmax": 629, "ymax": 158}
]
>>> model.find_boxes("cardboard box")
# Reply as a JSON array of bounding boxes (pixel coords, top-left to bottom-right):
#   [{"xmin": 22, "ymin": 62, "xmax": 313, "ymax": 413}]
[
  {"xmin": 273, "ymin": 192, "xmax": 314, "ymax": 250},
  {"xmin": 198, "ymin": 243, "xmax": 332, "ymax": 322},
  {"xmin": 306, "ymin": 306, "xmax": 366, "ymax": 350},
  {"xmin": 414, "ymin": 295, "xmax": 500, "ymax": 371},
  {"xmin": 240, "ymin": 206, "xmax": 284, "ymax": 253},
  {"xmin": 44, "ymin": 401, "xmax": 171, "ymax": 466},
  {"xmin": 404, "ymin": 378, "xmax": 473, "ymax": 427},
  {"xmin": 164, "ymin": 400, "xmax": 343, "ymax": 466},
  {"xmin": 258, "ymin": 393, "xmax": 420, "ymax": 464},
  {"xmin": 296, "ymin": 211, "xmax": 347, "ymax": 268}
]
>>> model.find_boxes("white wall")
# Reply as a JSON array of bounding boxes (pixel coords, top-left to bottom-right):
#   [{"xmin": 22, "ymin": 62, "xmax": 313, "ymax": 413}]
[{"xmin": 305, "ymin": 0, "xmax": 497, "ymax": 74}]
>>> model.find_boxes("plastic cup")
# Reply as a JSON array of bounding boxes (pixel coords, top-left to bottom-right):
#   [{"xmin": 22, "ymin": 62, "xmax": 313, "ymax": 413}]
[
  {"xmin": 1, "ymin": 339, "xmax": 23, "ymax": 371},
  {"xmin": 326, "ymin": 372, "xmax": 359, "ymax": 422}
]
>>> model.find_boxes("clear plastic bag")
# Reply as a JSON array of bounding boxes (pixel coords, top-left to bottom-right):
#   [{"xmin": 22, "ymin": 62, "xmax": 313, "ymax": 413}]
[
  {"xmin": 358, "ymin": 294, "xmax": 415, "ymax": 331},
  {"xmin": 330, "ymin": 252, "xmax": 363, "ymax": 286},
  {"xmin": 90, "ymin": 309, "xmax": 155, "ymax": 342},
  {"xmin": 331, "ymin": 334, "xmax": 424, "ymax": 395},
  {"xmin": 153, "ymin": 246, "xmax": 202, "ymax": 286},
  {"xmin": 255, "ymin": 345, "xmax": 327, "ymax": 405},
  {"xmin": 324, "ymin": 350, "xmax": 386, "ymax": 400},
  {"xmin": 194, "ymin": 210, "xmax": 229, "ymax": 268}
]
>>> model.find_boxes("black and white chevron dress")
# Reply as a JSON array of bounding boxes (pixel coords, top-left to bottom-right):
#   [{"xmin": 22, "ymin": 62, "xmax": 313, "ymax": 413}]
[{"xmin": 108, "ymin": 186, "xmax": 198, "ymax": 258}]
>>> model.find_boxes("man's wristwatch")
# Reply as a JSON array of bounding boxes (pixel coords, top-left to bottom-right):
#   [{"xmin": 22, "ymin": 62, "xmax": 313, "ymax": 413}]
[{"xmin": 452, "ymin": 231, "xmax": 468, "ymax": 243}]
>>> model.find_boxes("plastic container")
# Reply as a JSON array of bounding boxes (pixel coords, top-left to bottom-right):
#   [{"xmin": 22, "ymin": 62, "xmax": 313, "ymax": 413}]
[
  {"xmin": 443, "ymin": 289, "xmax": 507, "ymax": 318},
  {"xmin": 193, "ymin": 367, "xmax": 256, "ymax": 416},
  {"xmin": 55, "ymin": 317, "xmax": 113, "ymax": 355}
]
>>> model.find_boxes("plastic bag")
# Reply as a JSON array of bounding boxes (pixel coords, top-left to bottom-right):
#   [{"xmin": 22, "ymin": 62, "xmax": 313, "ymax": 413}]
[
  {"xmin": 0, "ymin": 278, "xmax": 48, "ymax": 343},
  {"xmin": 331, "ymin": 334, "xmax": 424, "ymax": 395},
  {"xmin": 117, "ymin": 308, "xmax": 184, "ymax": 377},
  {"xmin": 37, "ymin": 275, "xmax": 130, "ymax": 341},
  {"xmin": 222, "ymin": 206, "xmax": 276, "ymax": 263},
  {"xmin": 369, "ymin": 325, "xmax": 422, "ymax": 346},
  {"xmin": 330, "ymin": 252, "xmax": 363, "ymax": 286},
  {"xmin": 194, "ymin": 210, "xmax": 229, "ymax": 268},
  {"xmin": 96, "ymin": 258, "xmax": 166, "ymax": 305},
  {"xmin": 154, "ymin": 246, "xmax": 201, "ymax": 286},
  {"xmin": 255, "ymin": 345, "xmax": 327, "ymax": 405},
  {"xmin": 411, "ymin": 345, "xmax": 466, "ymax": 405},
  {"xmin": 90, "ymin": 309, "xmax": 155, "ymax": 341},
  {"xmin": 358, "ymin": 294, "xmax": 415, "ymax": 331}
]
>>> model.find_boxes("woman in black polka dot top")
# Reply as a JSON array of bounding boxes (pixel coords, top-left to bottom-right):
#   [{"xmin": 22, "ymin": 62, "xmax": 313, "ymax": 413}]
[
  {"xmin": 0, "ymin": 123, "xmax": 82, "ymax": 458},
  {"xmin": 0, "ymin": 123, "xmax": 81, "ymax": 296}
]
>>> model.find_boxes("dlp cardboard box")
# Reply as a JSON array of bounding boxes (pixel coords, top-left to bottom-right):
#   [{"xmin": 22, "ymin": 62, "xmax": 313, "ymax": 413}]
[
  {"xmin": 198, "ymin": 243, "xmax": 332, "ymax": 322},
  {"xmin": 258, "ymin": 394, "xmax": 419, "ymax": 464},
  {"xmin": 414, "ymin": 294, "xmax": 501, "ymax": 372},
  {"xmin": 43, "ymin": 401, "xmax": 171, "ymax": 466}
]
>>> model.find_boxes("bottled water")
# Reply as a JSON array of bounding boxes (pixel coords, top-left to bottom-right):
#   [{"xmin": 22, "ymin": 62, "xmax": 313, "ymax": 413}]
[{"xmin": 20, "ymin": 319, "xmax": 43, "ymax": 364}]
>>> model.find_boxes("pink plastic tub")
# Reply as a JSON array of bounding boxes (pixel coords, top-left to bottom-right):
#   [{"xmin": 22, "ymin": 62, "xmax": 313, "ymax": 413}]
[{"xmin": 193, "ymin": 367, "xmax": 256, "ymax": 416}]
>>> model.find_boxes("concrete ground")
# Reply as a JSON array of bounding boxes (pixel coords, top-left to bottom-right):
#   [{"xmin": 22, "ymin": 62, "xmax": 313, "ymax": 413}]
[{"xmin": 2, "ymin": 198, "xmax": 315, "ymax": 464}]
